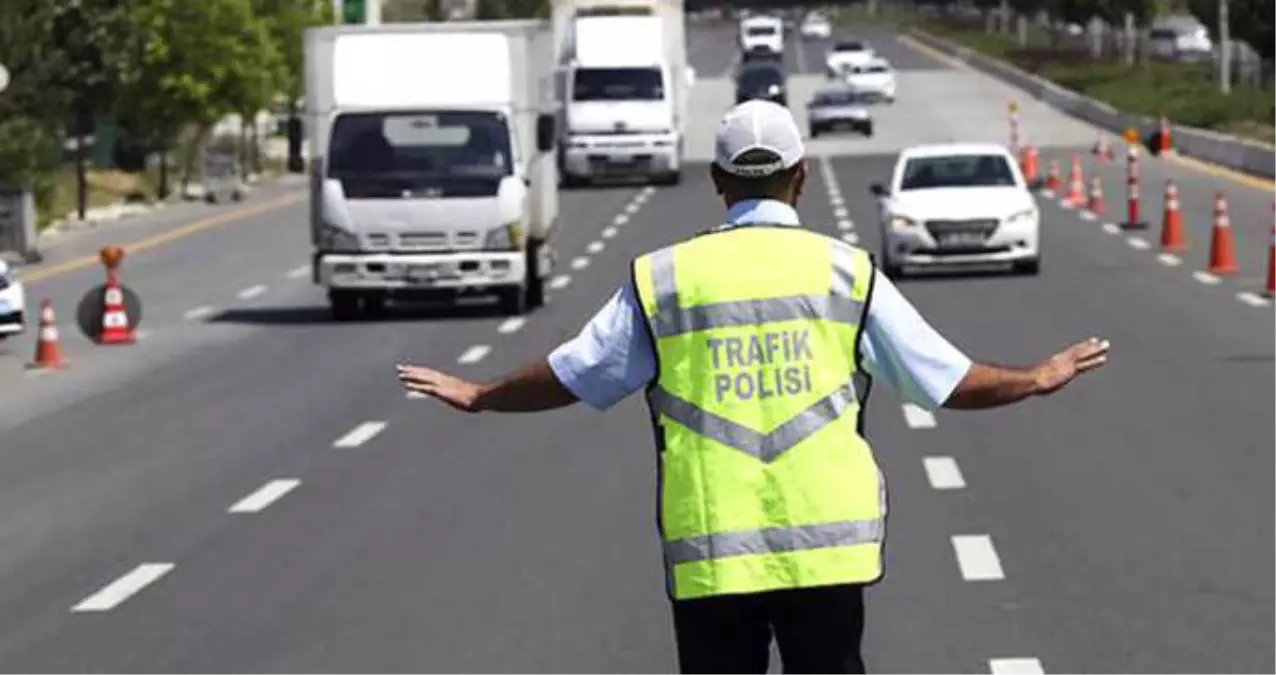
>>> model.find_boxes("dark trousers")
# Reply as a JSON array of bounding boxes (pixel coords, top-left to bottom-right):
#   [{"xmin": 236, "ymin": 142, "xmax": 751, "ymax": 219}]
[{"xmin": 670, "ymin": 583, "xmax": 867, "ymax": 674}]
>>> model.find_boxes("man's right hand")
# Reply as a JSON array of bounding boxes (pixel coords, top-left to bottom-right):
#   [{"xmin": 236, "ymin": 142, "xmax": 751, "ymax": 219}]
[{"xmin": 1031, "ymin": 337, "xmax": 1111, "ymax": 396}]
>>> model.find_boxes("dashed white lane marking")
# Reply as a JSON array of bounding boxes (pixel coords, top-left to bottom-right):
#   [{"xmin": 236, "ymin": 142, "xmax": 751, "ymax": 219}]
[
  {"xmin": 901, "ymin": 403, "xmax": 937, "ymax": 429},
  {"xmin": 601, "ymin": 226, "xmax": 618, "ymax": 239},
  {"xmin": 229, "ymin": 479, "xmax": 301, "ymax": 513},
  {"xmin": 497, "ymin": 317, "xmax": 526, "ymax": 334},
  {"xmin": 549, "ymin": 274, "xmax": 571, "ymax": 290},
  {"xmin": 1193, "ymin": 271, "xmax": 1221, "ymax": 285},
  {"xmin": 1041, "ymin": 189, "xmax": 1056, "ymax": 199},
  {"xmin": 237, "ymin": 284, "xmax": 267, "ymax": 300},
  {"xmin": 72, "ymin": 563, "xmax": 174, "ymax": 612},
  {"xmin": 570, "ymin": 256, "xmax": 590, "ymax": 270},
  {"xmin": 832, "ymin": 206, "xmax": 849, "ymax": 219},
  {"xmin": 989, "ymin": 658, "xmax": 1045, "ymax": 674},
  {"xmin": 406, "ymin": 391, "xmax": 427, "ymax": 399},
  {"xmin": 1058, "ymin": 200, "xmax": 1074, "ymax": 210},
  {"xmin": 829, "ymin": 195, "xmax": 844, "ymax": 207},
  {"xmin": 287, "ymin": 265, "xmax": 309, "ymax": 279},
  {"xmin": 1237, "ymin": 291, "xmax": 1270, "ymax": 307},
  {"xmin": 840, "ymin": 233, "xmax": 860, "ymax": 244},
  {"xmin": 922, "ymin": 456, "xmax": 966, "ymax": 490},
  {"xmin": 952, "ymin": 535, "xmax": 1006, "ymax": 581},
  {"xmin": 1080, "ymin": 210, "xmax": 1097, "ymax": 221},
  {"xmin": 333, "ymin": 421, "xmax": 387, "ymax": 449},
  {"xmin": 587, "ymin": 241, "xmax": 605, "ymax": 254},
  {"xmin": 457, "ymin": 345, "xmax": 491, "ymax": 364},
  {"xmin": 642, "ymin": 186, "xmax": 656, "ymax": 197},
  {"xmin": 837, "ymin": 220, "xmax": 854, "ymax": 231},
  {"xmin": 183, "ymin": 305, "xmax": 215, "ymax": 321},
  {"xmin": 1126, "ymin": 237, "xmax": 1150, "ymax": 250},
  {"xmin": 614, "ymin": 213, "xmax": 629, "ymax": 226},
  {"xmin": 1157, "ymin": 253, "xmax": 1182, "ymax": 266},
  {"xmin": 1101, "ymin": 223, "xmax": 1121, "ymax": 235},
  {"xmin": 625, "ymin": 202, "xmax": 640, "ymax": 214}
]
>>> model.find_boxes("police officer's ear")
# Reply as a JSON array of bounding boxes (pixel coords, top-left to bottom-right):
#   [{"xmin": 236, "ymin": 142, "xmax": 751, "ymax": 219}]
[{"xmin": 790, "ymin": 159, "xmax": 808, "ymax": 203}]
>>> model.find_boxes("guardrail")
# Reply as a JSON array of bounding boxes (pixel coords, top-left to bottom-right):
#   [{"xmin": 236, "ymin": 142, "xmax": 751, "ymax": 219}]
[{"xmin": 906, "ymin": 27, "xmax": 1276, "ymax": 181}]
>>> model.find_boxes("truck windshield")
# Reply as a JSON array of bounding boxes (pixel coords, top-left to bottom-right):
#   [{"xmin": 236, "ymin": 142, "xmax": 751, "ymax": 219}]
[
  {"xmin": 327, "ymin": 111, "xmax": 513, "ymax": 178},
  {"xmin": 746, "ymin": 25, "xmax": 777, "ymax": 36},
  {"xmin": 572, "ymin": 67, "xmax": 664, "ymax": 102}
]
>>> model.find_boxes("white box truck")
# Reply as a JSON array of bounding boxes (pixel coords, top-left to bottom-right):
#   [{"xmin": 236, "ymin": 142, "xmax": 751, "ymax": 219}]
[
  {"xmin": 552, "ymin": 0, "xmax": 691, "ymax": 187},
  {"xmin": 303, "ymin": 21, "xmax": 560, "ymax": 318}
]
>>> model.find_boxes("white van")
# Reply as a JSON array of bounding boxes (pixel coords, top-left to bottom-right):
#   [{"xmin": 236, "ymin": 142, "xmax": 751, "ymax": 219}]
[{"xmin": 740, "ymin": 15, "xmax": 783, "ymax": 54}]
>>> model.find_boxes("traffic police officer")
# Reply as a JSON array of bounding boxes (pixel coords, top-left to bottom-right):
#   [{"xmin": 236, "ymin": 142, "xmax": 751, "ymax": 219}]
[{"xmin": 397, "ymin": 100, "xmax": 1111, "ymax": 674}]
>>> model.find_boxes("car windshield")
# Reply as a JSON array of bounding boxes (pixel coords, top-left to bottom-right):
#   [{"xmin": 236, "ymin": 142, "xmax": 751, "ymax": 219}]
[
  {"xmin": 834, "ymin": 41, "xmax": 865, "ymax": 52},
  {"xmin": 328, "ymin": 111, "xmax": 512, "ymax": 178},
  {"xmin": 814, "ymin": 90, "xmax": 862, "ymax": 105},
  {"xmin": 740, "ymin": 67, "xmax": 783, "ymax": 89},
  {"xmin": 746, "ymin": 25, "xmax": 777, "ymax": 36},
  {"xmin": 899, "ymin": 154, "xmax": 1017, "ymax": 190},
  {"xmin": 572, "ymin": 67, "xmax": 664, "ymax": 101}
]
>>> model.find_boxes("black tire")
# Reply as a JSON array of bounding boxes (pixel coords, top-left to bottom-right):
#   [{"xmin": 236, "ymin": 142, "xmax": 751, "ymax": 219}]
[
  {"xmin": 656, "ymin": 171, "xmax": 681, "ymax": 186},
  {"xmin": 863, "ymin": 124, "xmax": 874, "ymax": 137},
  {"xmin": 362, "ymin": 292, "xmax": 387, "ymax": 316},
  {"xmin": 560, "ymin": 173, "xmax": 585, "ymax": 189},
  {"xmin": 328, "ymin": 290, "xmax": 361, "ymax": 321},
  {"xmin": 810, "ymin": 126, "xmax": 820, "ymax": 138},
  {"xmin": 525, "ymin": 242, "xmax": 546, "ymax": 309},
  {"xmin": 1014, "ymin": 258, "xmax": 1041, "ymax": 276},
  {"xmin": 498, "ymin": 286, "xmax": 528, "ymax": 316}
]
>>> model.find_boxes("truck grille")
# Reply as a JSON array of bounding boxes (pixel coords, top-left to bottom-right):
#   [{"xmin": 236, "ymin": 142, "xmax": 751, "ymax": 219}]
[{"xmin": 362, "ymin": 231, "xmax": 483, "ymax": 251}]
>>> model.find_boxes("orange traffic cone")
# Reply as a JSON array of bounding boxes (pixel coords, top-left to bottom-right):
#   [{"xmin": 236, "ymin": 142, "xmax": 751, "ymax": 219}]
[
  {"xmin": 1063, "ymin": 156, "xmax": 1085, "ymax": 206},
  {"xmin": 1045, "ymin": 159, "xmax": 1062, "ymax": 191},
  {"xmin": 97, "ymin": 274, "xmax": 136, "ymax": 345},
  {"xmin": 1087, "ymin": 177, "xmax": 1106, "ymax": 214},
  {"xmin": 1160, "ymin": 180, "xmax": 1185, "ymax": 252},
  {"xmin": 1021, "ymin": 144, "xmax": 1040, "ymax": 186},
  {"xmin": 1265, "ymin": 224, "xmax": 1275, "ymax": 297},
  {"xmin": 1206, "ymin": 192, "xmax": 1239, "ymax": 276},
  {"xmin": 1159, "ymin": 115, "xmax": 1173, "ymax": 154},
  {"xmin": 1092, "ymin": 136, "xmax": 1113, "ymax": 162},
  {"xmin": 27, "ymin": 300, "xmax": 67, "ymax": 370}
]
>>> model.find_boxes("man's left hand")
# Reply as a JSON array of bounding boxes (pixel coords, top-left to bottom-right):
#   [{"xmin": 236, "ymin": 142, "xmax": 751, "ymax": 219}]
[{"xmin": 396, "ymin": 364, "xmax": 483, "ymax": 413}]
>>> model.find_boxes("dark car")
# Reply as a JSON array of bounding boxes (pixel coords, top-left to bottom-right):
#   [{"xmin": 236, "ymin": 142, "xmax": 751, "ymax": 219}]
[{"xmin": 735, "ymin": 63, "xmax": 787, "ymax": 107}]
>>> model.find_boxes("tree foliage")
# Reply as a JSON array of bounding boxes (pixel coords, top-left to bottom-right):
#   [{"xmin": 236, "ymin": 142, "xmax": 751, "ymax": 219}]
[{"xmin": 1187, "ymin": 0, "xmax": 1274, "ymax": 59}]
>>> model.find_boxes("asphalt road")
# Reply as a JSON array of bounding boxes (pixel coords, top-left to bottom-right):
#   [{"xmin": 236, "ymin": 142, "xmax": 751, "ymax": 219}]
[{"xmin": 0, "ymin": 21, "xmax": 1270, "ymax": 675}]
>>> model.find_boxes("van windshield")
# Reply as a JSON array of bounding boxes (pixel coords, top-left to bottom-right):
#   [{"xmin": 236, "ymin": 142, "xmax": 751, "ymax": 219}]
[
  {"xmin": 572, "ymin": 67, "xmax": 664, "ymax": 101},
  {"xmin": 327, "ymin": 111, "xmax": 512, "ymax": 178},
  {"xmin": 746, "ymin": 25, "xmax": 777, "ymax": 36}
]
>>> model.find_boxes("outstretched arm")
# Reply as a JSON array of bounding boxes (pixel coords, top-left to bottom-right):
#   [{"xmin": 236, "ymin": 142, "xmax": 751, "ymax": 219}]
[
  {"xmin": 396, "ymin": 360, "xmax": 578, "ymax": 413},
  {"xmin": 942, "ymin": 337, "xmax": 1111, "ymax": 410}
]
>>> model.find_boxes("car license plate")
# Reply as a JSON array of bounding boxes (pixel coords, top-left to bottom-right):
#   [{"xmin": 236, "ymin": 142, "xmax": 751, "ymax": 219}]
[
  {"xmin": 937, "ymin": 232, "xmax": 985, "ymax": 248},
  {"xmin": 407, "ymin": 263, "xmax": 456, "ymax": 282}
]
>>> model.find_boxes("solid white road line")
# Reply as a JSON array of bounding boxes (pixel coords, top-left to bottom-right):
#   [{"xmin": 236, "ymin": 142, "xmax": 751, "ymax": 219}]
[
  {"xmin": 1192, "ymin": 271, "xmax": 1221, "ymax": 285},
  {"xmin": 901, "ymin": 403, "xmax": 937, "ymax": 429},
  {"xmin": 1157, "ymin": 253, "xmax": 1182, "ymax": 266},
  {"xmin": 989, "ymin": 658, "xmax": 1045, "ymax": 674},
  {"xmin": 1126, "ymin": 237, "xmax": 1150, "ymax": 250},
  {"xmin": 1101, "ymin": 223, "xmax": 1121, "ymax": 235},
  {"xmin": 72, "ymin": 563, "xmax": 174, "ymax": 612},
  {"xmin": 1237, "ymin": 291, "xmax": 1270, "ymax": 307},
  {"xmin": 183, "ymin": 305, "xmax": 215, "ymax": 321},
  {"xmin": 237, "ymin": 284, "xmax": 267, "ymax": 300},
  {"xmin": 229, "ymin": 479, "xmax": 301, "ymax": 514},
  {"xmin": 614, "ymin": 213, "xmax": 629, "ymax": 226},
  {"xmin": 457, "ymin": 345, "xmax": 491, "ymax": 364},
  {"xmin": 333, "ymin": 421, "xmax": 387, "ymax": 449},
  {"xmin": 287, "ymin": 265, "xmax": 309, "ymax": 279},
  {"xmin": 587, "ymin": 241, "xmax": 605, "ymax": 254},
  {"xmin": 837, "ymin": 220, "xmax": 854, "ymax": 231},
  {"xmin": 570, "ymin": 257, "xmax": 590, "ymax": 270},
  {"xmin": 922, "ymin": 456, "xmax": 966, "ymax": 490},
  {"xmin": 952, "ymin": 535, "xmax": 1005, "ymax": 581},
  {"xmin": 497, "ymin": 317, "xmax": 526, "ymax": 334},
  {"xmin": 602, "ymin": 226, "xmax": 618, "ymax": 239},
  {"xmin": 549, "ymin": 274, "xmax": 571, "ymax": 290}
]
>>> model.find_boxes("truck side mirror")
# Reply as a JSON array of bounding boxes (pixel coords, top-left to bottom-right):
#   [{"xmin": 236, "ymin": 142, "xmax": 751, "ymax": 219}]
[{"xmin": 536, "ymin": 114, "xmax": 556, "ymax": 152}]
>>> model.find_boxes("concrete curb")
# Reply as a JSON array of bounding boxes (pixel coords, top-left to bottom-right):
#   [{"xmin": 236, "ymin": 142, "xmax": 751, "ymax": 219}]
[{"xmin": 906, "ymin": 27, "xmax": 1276, "ymax": 181}]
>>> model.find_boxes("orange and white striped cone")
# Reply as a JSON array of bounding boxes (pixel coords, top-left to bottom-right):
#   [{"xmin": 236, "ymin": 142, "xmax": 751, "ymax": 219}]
[
  {"xmin": 27, "ymin": 300, "xmax": 68, "ymax": 370},
  {"xmin": 1265, "ymin": 202, "xmax": 1275, "ymax": 297},
  {"xmin": 1159, "ymin": 115, "xmax": 1173, "ymax": 155},
  {"xmin": 1206, "ymin": 192, "xmax": 1239, "ymax": 276},
  {"xmin": 98, "ymin": 274, "xmax": 136, "ymax": 345},
  {"xmin": 1122, "ymin": 145, "xmax": 1146, "ymax": 229},
  {"xmin": 1063, "ymin": 156, "xmax": 1085, "ymax": 207},
  {"xmin": 1086, "ymin": 177, "xmax": 1106, "ymax": 215},
  {"xmin": 1045, "ymin": 159, "xmax": 1062, "ymax": 192},
  {"xmin": 1160, "ymin": 180, "xmax": 1185, "ymax": 252},
  {"xmin": 1092, "ymin": 135, "xmax": 1113, "ymax": 162}
]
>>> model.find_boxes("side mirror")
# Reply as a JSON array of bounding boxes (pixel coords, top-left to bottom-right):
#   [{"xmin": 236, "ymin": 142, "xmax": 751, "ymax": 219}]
[
  {"xmin": 869, "ymin": 183, "xmax": 887, "ymax": 197},
  {"xmin": 536, "ymin": 113, "xmax": 556, "ymax": 152}
]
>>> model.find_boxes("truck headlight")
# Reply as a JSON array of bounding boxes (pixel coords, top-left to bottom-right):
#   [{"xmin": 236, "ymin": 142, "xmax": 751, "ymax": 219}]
[
  {"xmin": 484, "ymin": 221, "xmax": 524, "ymax": 251},
  {"xmin": 1006, "ymin": 209, "xmax": 1036, "ymax": 225},
  {"xmin": 319, "ymin": 222, "xmax": 360, "ymax": 252},
  {"xmin": 888, "ymin": 215, "xmax": 916, "ymax": 230}
]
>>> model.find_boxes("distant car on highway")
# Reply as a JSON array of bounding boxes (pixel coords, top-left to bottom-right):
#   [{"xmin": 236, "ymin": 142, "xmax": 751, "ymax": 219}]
[
  {"xmin": 807, "ymin": 87, "xmax": 873, "ymax": 138},
  {"xmin": 825, "ymin": 39, "xmax": 876, "ymax": 77},
  {"xmin": 0, "ymin": 259, "xmax": 27, "ymax": 341},
  {"xmin": 870, "ymin": 143, "xmax": 1040, "ymax": 278},
  {"xmin": 800, "ymin": 13, "xmax": 831, "ymax": 39},
  {"xmin": 735, "ymin": 62, "xmax": 787, "ymax": 107},
  {"xmin": 843, "ymin": 58, "xmax": 896, "ymax": 103}
]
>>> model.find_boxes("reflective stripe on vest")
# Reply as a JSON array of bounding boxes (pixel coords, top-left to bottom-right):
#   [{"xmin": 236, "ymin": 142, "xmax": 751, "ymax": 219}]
[{"xmin": 634, "ymin": 226, "xmax": 886, "ymax": 600}]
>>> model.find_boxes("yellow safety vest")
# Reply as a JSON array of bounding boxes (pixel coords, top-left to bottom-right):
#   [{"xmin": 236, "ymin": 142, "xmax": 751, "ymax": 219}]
[{"xmin": 631, "ymin": 224, "xmax": 886, "ymax": 601}]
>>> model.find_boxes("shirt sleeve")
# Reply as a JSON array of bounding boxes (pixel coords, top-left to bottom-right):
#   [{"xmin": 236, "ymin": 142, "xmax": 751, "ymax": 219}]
[
  {"xmin": 858, "ymin": 271, "xmax": 973, "ymax": 411},
  {"xmin": 547, "ymin": 283, "xmax": 657, "ymax": 411}
]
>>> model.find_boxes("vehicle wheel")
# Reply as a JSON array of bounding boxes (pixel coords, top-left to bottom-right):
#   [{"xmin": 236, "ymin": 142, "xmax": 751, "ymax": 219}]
[
  {"xmin": 863, "ymin": 125, "xmax": 874, "ymax": 137},
  {"xmin": 657, "ymin": 171, "xmax": 681, "ymax": 186},
  {"xmin": 560, "ymin": 173, "xmax": 584, "ymax": 189},
  {"xmin": 810, "ymin": 127, "xmax": 820, "ymax": 138},
  {"xmin": 328, "ymin": 290, "xmax": 361, "ymax": 321},
  {"xmin": 498, "ymin": 286, "xmax": 528, "ymax": 316},
  {"xmin": 525, "ymin": 242, "xmax": 546, "ymax": 309},
  {"xmin": 362, "ymin": 292, "xmax": 387, "ymax": 316},
  {"xmin": 1014, "ymin": 258, "xmax": 1041, "ymax": 275}
]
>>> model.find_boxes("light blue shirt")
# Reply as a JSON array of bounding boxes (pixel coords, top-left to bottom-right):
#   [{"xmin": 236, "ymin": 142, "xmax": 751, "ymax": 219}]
[{"xmin": 547, "ymin": 199, "xmax": 974, "ymax": 411}]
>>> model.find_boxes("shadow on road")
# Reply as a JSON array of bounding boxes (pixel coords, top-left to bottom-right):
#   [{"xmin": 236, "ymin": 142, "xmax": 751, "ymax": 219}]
[
  {"xmin": 890, "ymin": 266, "xmax": 1033, "ymax": 283},
  {"xmin": 208, "ymin": 301, "xmax": 503, "ymax": 326}
]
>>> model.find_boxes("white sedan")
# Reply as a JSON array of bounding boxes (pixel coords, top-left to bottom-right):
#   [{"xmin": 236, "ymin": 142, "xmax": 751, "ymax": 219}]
[
  {"xmin": 0, "ymin": 259, "xmax": 27, "ymax": 341},
  {"xmin": 844, "ymin": 58, "xmax": 896, "ymax": 102},
  {"xmin": 870, "ymin": 143, "xmax": 1040, "ymax": 278},
  {"xmin": 825, "ymin": 39, "xmax": 875, "ymax": 77}
]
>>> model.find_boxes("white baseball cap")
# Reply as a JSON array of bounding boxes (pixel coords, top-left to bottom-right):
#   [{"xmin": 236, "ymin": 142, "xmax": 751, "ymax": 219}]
[{"xmin": 713, "ymin": 99, "xmax": 805, "ymax": 178}]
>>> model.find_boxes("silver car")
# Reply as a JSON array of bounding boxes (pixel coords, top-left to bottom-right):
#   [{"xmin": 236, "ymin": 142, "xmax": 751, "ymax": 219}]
[{"xmin": 807, "ymin": 88, "xmax": 873, "ymax": 138}]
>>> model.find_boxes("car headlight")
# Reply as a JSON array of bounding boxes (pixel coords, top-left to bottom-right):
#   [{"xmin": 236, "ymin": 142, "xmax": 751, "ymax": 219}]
[
  {"xmin": 484, "ymin": 221, "xmax": 524, "ymax": 251},
  {"xmin": 318, "ymin": 222, "xmax": 360, "ymax": 252},
  {"xmin": 888, "ymin": 215, "xmax": 916, "ymax": 230},
  {"xmin": 1005, "ymin": 208, "xmax": 1036, "ymax": 225}
]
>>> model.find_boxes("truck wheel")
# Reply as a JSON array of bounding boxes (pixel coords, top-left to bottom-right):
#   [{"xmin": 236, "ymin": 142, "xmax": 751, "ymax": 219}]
[
  {"xmin": 498, "ymin": 286, "xmax": 528, "ymax": 316},
  {"xmin": 328, "ymin": 290, "xmax": 361, "ymax": 321},
  {"xmin": 863, "ymin": 125, "xmax": 874, "ymax": 137},
  {"xmin": 525, "ymin": 242, "xmax": 546, "ymax": 309},
  {"xmin": 656, "ymin": 171, "xmax": 681, "ymax": 186},
  {"xmin": 363, "ymin": 293, "xmax": 387, "ymax": 316}
]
